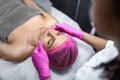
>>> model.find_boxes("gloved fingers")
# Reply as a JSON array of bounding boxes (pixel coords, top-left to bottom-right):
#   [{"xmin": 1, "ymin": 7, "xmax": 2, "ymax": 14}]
[
  {"xmin": 54, "ymin": 22, "xmax": 74, "ymax": 30},
  {"xmin": 37, "ymin": 41, "xmax": 43, "ymax": 48},
  {"xmin": 32, "ymin": 46, "xmax": 39, "ymax": 55},
  {"xmin": 38, "ymin": 41, "xmax": 47, "ymax": 55},
  {"xmin": 53, "ymin": 25, "xmax": 57, "ymax": 30},
  {"xmin": 53, "ymin": 23, "xmax": 66, "ymax": 32},
  {"xmin": 32, "ymin": 41, "xmax": 44, "ymax": 55}
]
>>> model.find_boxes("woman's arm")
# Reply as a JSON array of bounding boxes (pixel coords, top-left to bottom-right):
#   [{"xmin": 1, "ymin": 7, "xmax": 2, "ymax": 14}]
[{"xmin": 0, "ymin": 40, "xmax": 32, "ymax": 62}]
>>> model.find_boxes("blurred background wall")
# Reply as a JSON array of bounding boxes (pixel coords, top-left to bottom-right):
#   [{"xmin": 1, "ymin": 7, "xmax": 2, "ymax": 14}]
[{"xmin": 50, "ymin": 0, "xmax": 94, "ymax": 34}]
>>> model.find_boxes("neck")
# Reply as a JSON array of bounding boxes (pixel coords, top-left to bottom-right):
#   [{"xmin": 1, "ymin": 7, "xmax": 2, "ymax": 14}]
[{"xmin": 28, "ymin": 30, "xmax": 41, "ymax": 47}]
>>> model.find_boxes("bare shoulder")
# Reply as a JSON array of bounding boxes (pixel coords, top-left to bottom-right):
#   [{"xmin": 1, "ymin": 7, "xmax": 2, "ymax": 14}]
[
  {"xmin": 7, "ymin": 26, "xmax": 36, "ymax": 54},
  {"xmin": 0, "ymin": 33, "xmax": 35, "ymax": 61},
  {"xmin": 7, "ymin": 35, "xmax": 35, "ymax": 61}
]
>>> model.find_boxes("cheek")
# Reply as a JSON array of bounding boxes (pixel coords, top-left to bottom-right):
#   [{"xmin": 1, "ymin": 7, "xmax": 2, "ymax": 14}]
[{"xmin": 39, "ymin": 36, "xmax": 49, "ymax": 49}]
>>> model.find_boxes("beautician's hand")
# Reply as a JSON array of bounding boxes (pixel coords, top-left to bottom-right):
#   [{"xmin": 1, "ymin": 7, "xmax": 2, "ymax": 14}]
[
  {"xmin": 32, "ymin": 41, "xmax": 50, "ymax": 80},
  {"xmin": 53, "ymin": 23, "xmax": 84, "ymax": 39}
]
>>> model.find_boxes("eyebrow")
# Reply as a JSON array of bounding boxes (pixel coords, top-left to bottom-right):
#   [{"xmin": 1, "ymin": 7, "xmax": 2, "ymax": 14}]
[{"xmin": 49, "ymin": 33, "xmax": 66, "ymax": 48}]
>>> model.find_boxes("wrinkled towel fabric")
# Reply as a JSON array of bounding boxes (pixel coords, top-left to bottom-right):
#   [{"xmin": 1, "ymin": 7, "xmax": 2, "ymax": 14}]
[
  {"xmin": 0, "ymin": 0, "xmax": 41, "ymax": 42},
  {"xmin": 34, "ymin": 0, "xmax": 52, "ymax": 13}
]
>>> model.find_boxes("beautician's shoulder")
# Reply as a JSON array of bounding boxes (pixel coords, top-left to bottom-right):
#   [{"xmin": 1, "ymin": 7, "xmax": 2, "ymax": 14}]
[
  {"xmin": 82, "ymin": 40, "xmax": 118, "ymax": 67},
  {"xmin": 75, "ymin": 40, "xmax": 118, "ymax": 80}
]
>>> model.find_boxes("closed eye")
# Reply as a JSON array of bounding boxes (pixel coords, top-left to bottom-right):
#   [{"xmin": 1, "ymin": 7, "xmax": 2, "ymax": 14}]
[
  {"xmin": 57, "ymin": 32, "xmax": 64, "ymax": 35},
  {"xmin": 48, "ymin": 39, "xmax": 54, "ymax": 47},
  {"xmin": 48, "ymin": 32, "xmax": 65, "ymax": 47}
]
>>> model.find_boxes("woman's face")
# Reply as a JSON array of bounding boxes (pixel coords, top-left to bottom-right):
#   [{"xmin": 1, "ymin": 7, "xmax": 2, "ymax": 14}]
[
  {"xmin": 38, "ymin": 27, "xmax": 68, "ymax": 50},
  {"xmin": 90, "ymin": 0, "xmax": 117, "ymax": 39}
]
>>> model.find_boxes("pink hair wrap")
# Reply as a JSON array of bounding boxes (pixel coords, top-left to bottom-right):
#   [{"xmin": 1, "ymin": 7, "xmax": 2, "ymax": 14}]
[{"xmin": 46, "ymin": 36, "xmax": 78, "ymax": 70}]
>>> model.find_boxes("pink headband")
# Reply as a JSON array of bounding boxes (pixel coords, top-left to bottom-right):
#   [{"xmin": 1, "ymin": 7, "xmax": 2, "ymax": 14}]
[
  {"xmin": 46, "ymin": 36, "xmax": 78, "ymax": 70},
  {"xmin": 46, "ymin": 36, "xmax": 73, "ymax": 55}
]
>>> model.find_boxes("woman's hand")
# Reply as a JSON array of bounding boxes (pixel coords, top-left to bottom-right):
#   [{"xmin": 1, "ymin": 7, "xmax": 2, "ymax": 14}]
[
  {"xmin": 53, "ymin": 23, "xmax": 84, "ymax": 39},
  {"xmin": 32, "ymin": 41, "xmax": 50, "ymax": 80}
]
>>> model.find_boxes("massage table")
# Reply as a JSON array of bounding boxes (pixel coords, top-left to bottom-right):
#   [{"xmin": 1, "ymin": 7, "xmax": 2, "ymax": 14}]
[{"xmin": 0, "ymin": 0, "xmax": 95, "ymax": 80}]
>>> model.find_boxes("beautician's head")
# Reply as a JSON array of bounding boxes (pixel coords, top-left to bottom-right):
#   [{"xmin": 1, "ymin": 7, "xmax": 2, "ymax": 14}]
[
  {"xmin": 90, "ymin": 0, "xmax": 120, "ymax": 80},
  {"xmin": 90, "ymin": 0, "xmax": 120, "ymax": 42},
  {"xmin": 39, "ymin": 28, "xmax": 78, "ymax": 70}
]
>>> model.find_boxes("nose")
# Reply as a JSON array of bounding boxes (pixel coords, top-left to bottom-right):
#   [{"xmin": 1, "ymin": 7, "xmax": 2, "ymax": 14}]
[{"xmin": 48, "ymin": 29, "xmax": 57, "ymax": 39}]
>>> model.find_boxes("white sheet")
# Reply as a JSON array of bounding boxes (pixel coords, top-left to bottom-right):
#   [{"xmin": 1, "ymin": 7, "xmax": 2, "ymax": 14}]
[{"xmin": 0, "ymin": 7, "xmax": 95, "ymax": 80}]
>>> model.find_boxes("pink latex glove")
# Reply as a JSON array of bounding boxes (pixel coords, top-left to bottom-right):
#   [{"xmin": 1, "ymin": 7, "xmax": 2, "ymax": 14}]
[
  {"xmin": 32, "ymin": 41, "xmax": 50, "ymax": 80},
  {"xmin": 53, "ymin": 23, "xmax": 85, "ymax": 39}
]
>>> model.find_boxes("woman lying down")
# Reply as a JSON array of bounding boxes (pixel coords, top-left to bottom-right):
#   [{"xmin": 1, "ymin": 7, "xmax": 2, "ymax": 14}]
[
  {"xmin": 0, "ymin": 0, "xmax": 111, "ymax": 80},
  {"xmin": 0, "ymin": 0, "xmax": 78, "ymax": 79}
]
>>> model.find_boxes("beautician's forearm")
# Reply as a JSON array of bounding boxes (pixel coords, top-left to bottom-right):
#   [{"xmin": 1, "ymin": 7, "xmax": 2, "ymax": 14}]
[{"xmin": 82, "ymin": 32, "xmax": 108, "ymax": 51}]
